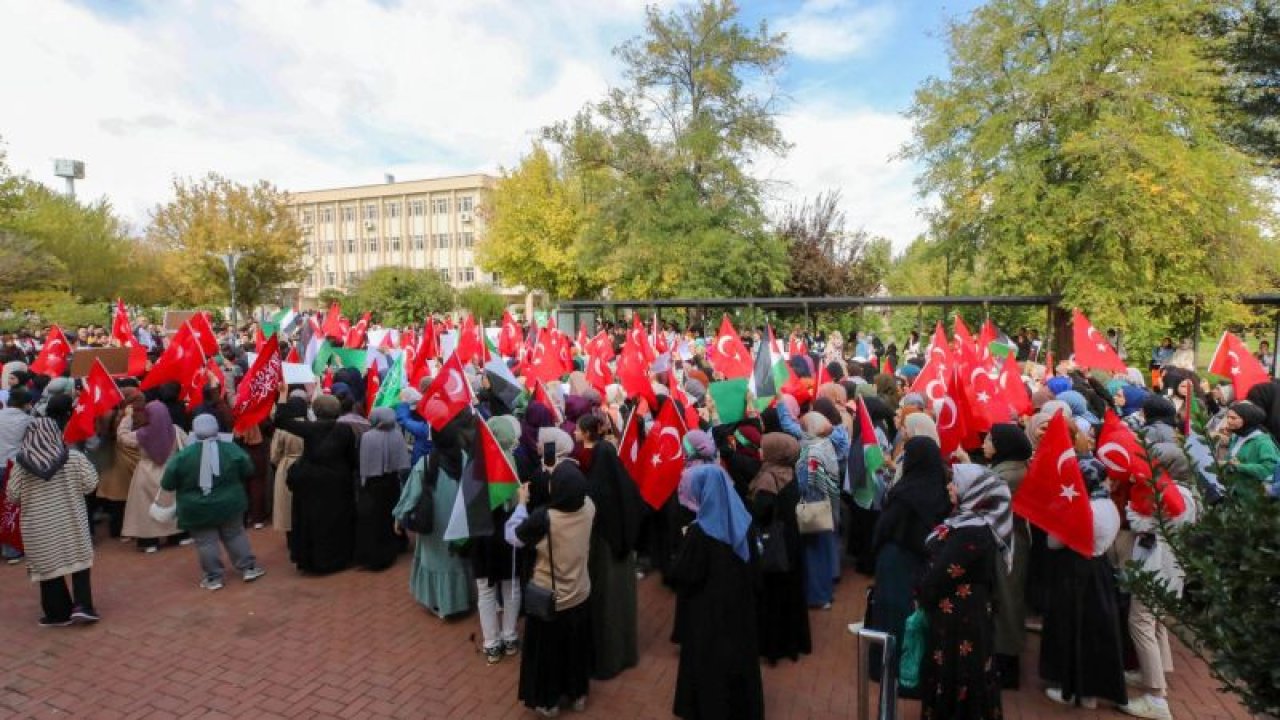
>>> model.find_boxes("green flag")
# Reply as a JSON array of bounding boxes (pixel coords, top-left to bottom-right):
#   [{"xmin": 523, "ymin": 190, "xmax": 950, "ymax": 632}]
[
  {"xmin": 709, "ymin": 378, "xmax": 750, "ymax": 425},
  {"xmin": 330, "ymin": 347, "xmax": 367, "ymax": 371},
  {"xmin": 311, "ymin": 340, "xmax": 335, "ymax": 375},
  {"xmin": 374, "ymin": 354, "xmax": 405, "ymax": 409}
]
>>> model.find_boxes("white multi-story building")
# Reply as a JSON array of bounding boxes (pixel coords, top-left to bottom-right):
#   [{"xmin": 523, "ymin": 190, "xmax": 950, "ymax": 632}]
[{"xmin": 289, "ymin": 174, "xmax": 507, "ymax": 307}]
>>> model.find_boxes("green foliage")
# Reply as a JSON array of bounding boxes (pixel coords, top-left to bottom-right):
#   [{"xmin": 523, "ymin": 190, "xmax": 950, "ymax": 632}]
[
  {"xmin": 145, "ymin": 173, "xmax": 307, "ymax": 312},
  {"xmin": 1206, "ymin": 0, "xmax": 1280, "ymax": 170},
  {"xmin": 532, "ymin": 0, "xmax": 790, "ymax": 299},
  {"xmin": 906, "ymin": 0, "xmax": 1276, "ymax": 348},
  {"xmin": 6, "ymin": 290, "xmax": 108, "ymax": 330},
  {"xmin": 456, "ymin": 285, "xmax": 507, "ymax": 325},
  {"xmin": 777, "ymin": 191, "xmax": 891, "ymax": 297},
  {"xmin": 349, "ymin": 267, "xmax": 453, "ymax": 327}
]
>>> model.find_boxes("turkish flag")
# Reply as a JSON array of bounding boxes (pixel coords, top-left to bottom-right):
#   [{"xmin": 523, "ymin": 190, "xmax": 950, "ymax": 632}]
[
  {"xmin": 788, "ymin": 333, "xmax": 807, "ymax": 359},
  {"xmin": 64, "ymin": 360, "xmax": 124, "ymax": 444},
  {"xmin": 233, "ymin": 334, "xmax": 282, "ymax": 434},
  {"xmin": 1208, "ymin": 331, "xmax": 1269, "ymax": 399},
  {"xmin": 707, "ymin": 315, "xmax": 753, "ymax": 379},
  {"xmin": 953, "ymin": 314, "xmax": 976, "ymax": 357},
  {"xmin": 998, "ymin": 353, "xmax": 1033, "ymax": 417},
  {"xmin": 365, "ymin": 368, "xmax": 381, "ymax": 417},
  {"xmin": 141, "ymin": 323, "xmax": 204, "ymax": 391},
  {"xmin": 618, "ymin": 411, "xmax": 644, "ymax": 482},
  {"xmin": 1014, "ymin": 412, "xmax": 1094, "ymax": 557},
  {"xmin": 254, "ymin": 326, "xmax": 267, "ymax": 354},
  {"xmin": 455, "ymin": 314, "xmax": 483, "ymax": 365},
  {"xmin": 285, "ymin": 344, "xmax": 301, "ymax": 364},
  {"xmin": 552, "ymin": 331, "xmax": 574, "ymax": 375},
  {"xmin": 651, "ymin": 315, "xmax": 668, "ymax": 354},
  {"xmin": 321, "ymin": 302, "xmax": 345, "ymax": 340},
  {"xmin": 978, "ymin": 318, "xmax": 998, "ymax": 366},
  {"xmin": 577, "ymin": 322, "xmax": 590, "ymax": 355},
  {"xmin": 1096, "ymin": 409, "xmax": 1150, "ymax": 483},
  {"xmin": 1071, "ymin": 309, "xmax": 1126, "ymax": 373},
  {"xmin": 417, "ymin": 353, "xmax": 472, "ymax": 430},
  {"xmin": 30, "ymin": 326, "xmax": 72, "ymax": 378},
  {"xmin": 498, "ymin": 310, "xmax": 522, "ymax": 358},
  {"xmin": 959, "ymin": 365, "xmax": 1013, "ymax": 433},
  {"xmin": 635, "ymin": 399, "xmax": 687, "ymax": 510},
  {"xmin": 585, "ymin": 347, "xmax": 614, "ymax": 396},
  {"xmin": 628, "ymin": 315, "xmax": 656, "ymax": 364},
  {"xmin": 912, "ymin": 359, "xmax": 968, "ymax": 457},
  {"xmin": 588, "ymin": 330, "xmax": 615, "ymax": 362},
  {"xmin": 668, "ymin": 368, "xmax": 700, "ymax": 429},
  {"xmin": 345, "ymin": 312, "xmax": 372, "ymax": 349},
  {"xmin": 205, "ymin": 358, "xmax": 226, "ymax": 392},
  {"xmin": 188, "ymin": 312, "xmax": 220, "ymax": 358},
  {"xmin": 526, "ymin": 328, "xmax": 568, "ymax": 386},
  {"xmin": 927, "ymin": 321, "xmax": 952, "ymax": 369},
  {"xmin": 532, "ymin": 380, "xmax": 563, "ymax": 424},
  {"xmin": 616, "ymin": 334, "xmax": 657, "ymax": 407},
  {"xmin": 111, "ymin": 299, "xmax": 134, "ymax": 347},
  {"xmin": 418, "ymin": 316, "xmax": 439, "ymax": 363}
]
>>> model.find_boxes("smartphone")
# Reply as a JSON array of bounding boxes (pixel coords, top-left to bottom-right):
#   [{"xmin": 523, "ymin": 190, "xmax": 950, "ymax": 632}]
[{"xmin": 542, "ymin": 441, "xmax": 557, "ymax": 467}]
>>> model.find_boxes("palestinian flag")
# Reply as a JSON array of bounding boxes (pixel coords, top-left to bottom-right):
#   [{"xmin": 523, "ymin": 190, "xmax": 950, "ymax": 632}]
[
  {"xmin": 852, "ymin": 395, "xmax": 885, "ymax": 509},
  {"xmin": 475, "ymin": 414, "xmax": 519, "ymax": 509},
  {"xmin": 483, "ymin": 358, "xmax": 523, "ymax": 411},
  {"xmin": 443, "ymin": 413, "xmax": 498, "ymax": 541},
  {"xmin": 270, "ymin": 305, "xmax": 300, "ymax": 337},
  {"xmin": 373, "ymin": 353, "xmax": 405, "ymax": 409},
  {"xmin": 751, "ymin": 325, "xmax": 790, "ymax": 410}
]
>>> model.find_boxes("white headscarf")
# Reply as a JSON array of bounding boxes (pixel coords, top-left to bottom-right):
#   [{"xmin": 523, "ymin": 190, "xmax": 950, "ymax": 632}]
[{"xmin": 191, "ymin": 414, "xmax": 221, "ymax": 496}]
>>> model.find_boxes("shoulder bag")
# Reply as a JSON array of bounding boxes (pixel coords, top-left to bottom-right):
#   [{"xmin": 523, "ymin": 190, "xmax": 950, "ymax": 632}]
[{"xmin": 795, "ymin": 446, "xmax": 834, "ymax": 535}]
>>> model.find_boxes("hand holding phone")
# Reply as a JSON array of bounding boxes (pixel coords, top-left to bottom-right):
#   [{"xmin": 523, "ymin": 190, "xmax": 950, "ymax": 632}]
[{"xmin": 542, "ymin": 441, "xmax": 557, "ymax": 468}]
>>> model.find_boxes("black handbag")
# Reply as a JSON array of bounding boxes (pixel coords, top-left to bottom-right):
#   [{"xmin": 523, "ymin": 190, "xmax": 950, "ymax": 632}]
[
  {"xmin": 522, "ymin": 517, "xmax": 557, "ymax": 621},
  {"xmin": 402, "ymin": 470, "xmax": 435, "ymax": 534},
  {"xmin": 759, "ymin": 516, "xmax": 790, "ymax": 573}
]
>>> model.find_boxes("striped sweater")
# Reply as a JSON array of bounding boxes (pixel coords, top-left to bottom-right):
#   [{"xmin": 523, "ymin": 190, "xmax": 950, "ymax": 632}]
[{"xmin": 5, "ymin": 451, "xmax": 98, "ymax": 582}]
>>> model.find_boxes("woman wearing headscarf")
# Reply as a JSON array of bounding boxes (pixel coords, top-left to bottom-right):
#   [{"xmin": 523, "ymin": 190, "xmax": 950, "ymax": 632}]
[
  {"xmin": 0, "ymin": 360, "xmax": 27, "ymax": 407},
  {"xmin": 748, "ymin": 432, "xmax": 811, "ymax": 664},
  {"xmin": 1057, "ymin": 390, "xmax": 1100, "ymax": 426},
  {"xmin": 1140, "ymin": 395, "xmax": 1179, "ymax": 445},
  {"xmin": 394, "ymin": 385, "xmax": 433, "ymax": 469},
  {"xmin": 155, "ymin": 381, "xmax": 191, "ymax": 432},
  {"xmin": 718, "ymin": 422, "xmax": 763, "ymax": 500},
  {"xmin": 795, "ymin": 411, "xmax": 841, "ymax": 609},
  {"xmin": 1040, "ymin": 456, "xmax": 1126, "ymax": 709},
  {"xmin": 669, "ymin": 464, "xmax": 763, "ymax": 720},
  {"xmin": 472, "ymin": 414, "xmax": 525, "ymax": 665},
  {"xmin": 32, "ymin": 376, "xmax": 73, "ymax": 419},
  {"xmin": 269, "ymin": 392, "xmax": 307, "ymax": 544},
  {"xmin": 275, "ymin": 392, "xmax": 359, "ymax": 574},
  {"xmin": 848, "ymin": 393, "xmax": 897, "ymax": 575},
  {"xmin": 579, "ymin": 413, "xmax": 643, "ymax": 680},
  {"xmin": 391, "ymin": 411, "xmax": 472, "ymax": 617},
  {"xmin": 160, "ymin": 414, "xmax": 266, "ymax": 590},
  {"xmin": 1245, "ymin": 379, "xmax": 1280, "ymax": 441},
  {"xmin": 505, "ymin": 427, "xmax": 596, "ymax": 717},
  {"xmin": 983, "ymin": 423, "xmax": 1034, "ymax": 688},
  {"xmin": 355, "ymin": 407, "xmax": 411, "ymax": 571},
  {"xmin": 5, "ymin": 418, "xmax": 100, "ymax": 625},
  {"xmin": 917, "ymin": 463, "xmax": 1009, "ymax": 719},
  {"xmin": 1220, "ymin": 401, "xmax": 1280, "ymax": 490},
  {"xmin": 867, "ymin": 436, "xmax": 950, "ymax": 682},
  {"xmin": 93, "ymin": 388, "xmax": 142, "ymax": 539},
  {"xmin": 119, "ymin": 400, "xmax": 187, "ymax": 552}
]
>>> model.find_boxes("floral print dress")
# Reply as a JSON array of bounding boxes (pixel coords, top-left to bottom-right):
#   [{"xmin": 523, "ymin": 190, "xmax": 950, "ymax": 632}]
[{"xmin": 916, "ymin": 525, "xmax": 1003, "ymax": 720}]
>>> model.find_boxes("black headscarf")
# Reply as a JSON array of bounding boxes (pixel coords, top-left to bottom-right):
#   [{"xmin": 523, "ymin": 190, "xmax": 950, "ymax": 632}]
[
  {"xmin": 585, "ymin": 442, "xmax": 645, "ymax": 560},
  {"xmin": 1230, "ymin": 401, "xmax": 1267, "ymax": 437},
  {"xmin": 1142, "ymin": 394, "xmax": 1177, "ymax": 426},
  {"xmin": 988, "ymin": 423, "xmax": 1033, "ymax": 466},
  {"xmin": 1246, "ymin": 380, "xmax": 1280, "ymax": 440},
  {"xmin": 428, "ymin": 412, "xmax": 469, "ymax": 480},
  {"xmin": 887, "ymin": 436, "xmax": 951, "ymax": 521},
  {"xmin": 547, "ymin": 461, "xmax": 588, "ymax": 512}
]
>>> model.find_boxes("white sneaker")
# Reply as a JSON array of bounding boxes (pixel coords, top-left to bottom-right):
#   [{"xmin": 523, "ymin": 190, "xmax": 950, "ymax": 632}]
[
  {"xmin": 178, "ymin": 537, "xmax": 194, "ymax": 546},
  {"xmin": 242, "ymin": 567, "xmax": 266, "ymax": 582},
  {"xmin": 1121, "ymin": 695, "xmax": 1172, "ymax": 720},
  {"xmin": 200, "ymin": 577, "xmax": 224, "ymax": 591},
  {"xmin": 1045, "ymin": 688, "xmax": 1097, "ymax": 709}
]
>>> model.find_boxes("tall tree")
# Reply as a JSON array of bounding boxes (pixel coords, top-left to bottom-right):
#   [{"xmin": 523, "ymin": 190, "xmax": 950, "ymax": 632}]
[
  {"xmin": 1206, "ymin": 0, "xmax": 1280, "ymax": 169},
  {"xmin": 542, "ymin": 0, "xmax": 791, "ymax": 299},
  {"xmin": 146, "ymin": 173, "xmax": 306, "ymax": 312},
  {"xmin": 778, "ymin": 190, "xmax": 891, "ymax": 297},
  {"xmin": 349, "ymin": 267, "xmax": 453, "ymax": 327},
  {"xmin": 906, "ymin": 0, "xmax": 1275, "ymax": 345},
  {"xmin": 476, "ymin": 145, "xmax": 600, "ymax": 299}
]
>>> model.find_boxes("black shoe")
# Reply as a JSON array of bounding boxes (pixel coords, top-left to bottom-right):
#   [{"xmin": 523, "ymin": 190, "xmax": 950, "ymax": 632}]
[
  {"xmin": 71, "ymin": 606, "xmax": 100, "ymax": 624},
  {"xmin": 38, "ymin": 617, "xmax": 73, "ymax": 628}
]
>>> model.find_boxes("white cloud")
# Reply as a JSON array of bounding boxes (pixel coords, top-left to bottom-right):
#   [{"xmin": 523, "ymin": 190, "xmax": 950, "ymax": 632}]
[
  {"xmin": 759, "ymin": 101, "xmax": 928, "ymax": 251},
  {"xmin": 0, "ymin": 0, "xmax": 927, "ymax": 252},
  {"xmin": 777, "ymin": 0, "xmax": 896, "ymax": 62}
]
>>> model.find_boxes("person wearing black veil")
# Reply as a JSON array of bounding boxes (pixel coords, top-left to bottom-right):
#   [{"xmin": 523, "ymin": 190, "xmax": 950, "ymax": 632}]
[
  {"xmin": 579, "ymin": 413, "xmax": 645, "ymax": 680},
  {"xmin": 1246, "ymin": 379, "xmax": 1280, "ymax": 441}
]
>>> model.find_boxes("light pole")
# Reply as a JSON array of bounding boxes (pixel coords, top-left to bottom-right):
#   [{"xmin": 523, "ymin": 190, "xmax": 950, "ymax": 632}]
[{"xmin": 221, "ymin": 251, "xmax": 245, "ymax": 347}]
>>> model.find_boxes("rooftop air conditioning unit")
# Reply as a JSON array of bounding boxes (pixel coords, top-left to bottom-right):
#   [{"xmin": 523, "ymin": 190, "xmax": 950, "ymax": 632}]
[{"xmin": 460, "ymin": 211, "xmax": 472, "ymax": 223}]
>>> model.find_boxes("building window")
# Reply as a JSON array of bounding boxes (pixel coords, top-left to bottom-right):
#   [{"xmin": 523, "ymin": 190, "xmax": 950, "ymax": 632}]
[
  {"xmin": 346, "ymin": 238, "xmax": 356, "ymax": 254},
  {"xmin": 434, "ymin": 233, "xmax": 451, "ymax": 249},
  {"xmin": 363, "ymin": 204, "xmax": 378, "ymax": 221},
  {"xmin": 432, "ymin": 198, "xmax": 450, "ymax": 215},
  {"xmin": 341, "ymin": 206, "xmax": 356, "ymax": 222},
  {"xmin": 390, "ymin": 236, "xmax": 401, "ymax": 252},
  {"xmin": 458, "ymin": 196, "xmax": 473, "ymax": 212},
  {"xmin": 490, "ymin": 272, "xmax": 502, "ymax": 286},
  {"xmin": 459, "ymin": 231, "xmax": 474, "ymax": 248},
  {"xmin": 385, "ymin": 201, "xmax": 400, "ymax": 218},
  {"xmin": 300, "ymin": 209, "xmax": 314, "ymax": 224},
  {"xmin": 346, "ymin": 271, "xmax": 357, "ymax": 286},
  {"xmin": 323, "ymin": 240, "xmax": 335, "ymax": 254},
  {"xmin": 367, "ymin": 237, "xmax": 379, "ymax": 252},
  {"xmin": 303, "ymin": 241, "xmax": 313, "ymax": 255},
  {"xmin": 326, "ymin": 271, "xmax": 336, "ymax": 286},
  {"xmin": 409, "ymin": 199, "xmax": 425, "ymax": 216},
  {"xmin": 412, "ymin": 234, "xmax": 425, "ymax": 250},
  {"xmin": 438, "ymin": 268, "xmax": 451, "ymax": 282},
  {"xmin": 461, "ymin": 267, "xmax": 475, "ymax": 283},
  {"xmin": 319, "ymin": 207, "xmax": 333, "ymax": 223}
]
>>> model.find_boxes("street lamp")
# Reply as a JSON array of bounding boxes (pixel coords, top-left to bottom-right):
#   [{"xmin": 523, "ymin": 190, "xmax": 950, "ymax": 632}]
[{"xmin": 221, "ymin": 251, "xmax": 245, "ymax": 347}]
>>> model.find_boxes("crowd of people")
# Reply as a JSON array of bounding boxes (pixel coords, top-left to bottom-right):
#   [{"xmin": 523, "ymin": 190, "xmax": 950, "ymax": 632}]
[{"xmin": 2, "ymin": 310, "xmax": 1276, "ymax": 720}]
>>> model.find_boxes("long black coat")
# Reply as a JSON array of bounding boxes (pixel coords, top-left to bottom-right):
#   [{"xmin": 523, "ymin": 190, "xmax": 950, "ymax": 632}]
[{"xmin": 279, "ymin": 415, "xmax": 359, "ymax": 575}]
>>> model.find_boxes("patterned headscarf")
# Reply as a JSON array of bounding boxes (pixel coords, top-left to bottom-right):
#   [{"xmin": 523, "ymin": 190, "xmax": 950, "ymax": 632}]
[
  {"xmin": 15, "ymin": 417, "xmax": 70, "ymax": 480},
  {"xmin": 941, "ymin": 463, "xmax": 1013, "ymax": 571}
]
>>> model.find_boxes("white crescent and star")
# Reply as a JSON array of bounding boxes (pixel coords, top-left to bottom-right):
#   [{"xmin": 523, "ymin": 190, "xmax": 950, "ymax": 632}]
[
  {"xmin": 1059, "ymin": 484, "xmax": 1080, "ymax": 502},
  {"xmin": 444, "ymin": 369, "xmax": 465, "ymax": 396},
  {"xmin": 1056, "ymin": 448, "xmax": 1076, "ymax": 476},
  {"xmin": 1096, "ymin": 441, "xmax": 1131, "ymax": 473},
  {"xmin": 934, "ymin": 397, "xmax": 958, "ymax": 429}
]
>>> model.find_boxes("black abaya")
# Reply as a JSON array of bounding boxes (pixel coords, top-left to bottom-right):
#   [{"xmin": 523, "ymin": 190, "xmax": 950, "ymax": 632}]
[
  {"xmin": 750, "ymin": 481, "xmax": 811, "ymax": 664},
  {"xmin": 669, "ymin": 526, "xmax": 763, "ymax": 720},
  {"xmin": 279, "ymin": 416, "xmax": 359, "ymax": 575},
  {"xmin": 1038, "ymin": 549, "xmax": 1128, "ymax": 705},
  {"xmin": 353, "ymin": 472, "xmax": 402, "ymax": 571}
]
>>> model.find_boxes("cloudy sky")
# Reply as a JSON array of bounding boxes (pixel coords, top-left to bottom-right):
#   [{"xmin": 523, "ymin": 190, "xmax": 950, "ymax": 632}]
[{"xmin": 0, "ymin": 0, "xmax": 983, "ymax": 249}]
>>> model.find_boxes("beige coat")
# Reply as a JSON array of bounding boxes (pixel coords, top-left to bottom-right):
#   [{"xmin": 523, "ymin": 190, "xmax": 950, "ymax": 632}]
[
  {"xmin": 269, "ymin": 428, "xmax": 303, "ymax": 531},
  {"xmin": 118, "ymin": 416, "xmax": 187, "ymax": 539},
  {"xmin": 95, "ymin": 436, "xmax": 140, "ymax": 502}
]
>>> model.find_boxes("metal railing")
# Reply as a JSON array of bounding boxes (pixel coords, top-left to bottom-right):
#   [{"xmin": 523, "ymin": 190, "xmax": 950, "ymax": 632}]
[{"xmin": 855, "ymin": 627, "xmax": 899, "ymax": 720}]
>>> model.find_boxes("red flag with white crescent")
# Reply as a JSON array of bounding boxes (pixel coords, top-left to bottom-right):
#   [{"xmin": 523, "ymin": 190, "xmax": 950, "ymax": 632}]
[
  {"xmin": 1207, "ymin": 331, "xmax": 1269, "ymax": 399},
  {"xmin": 1014, "ymin": 412, "xmax": 1094, "ymax": 557},
  {"xmin": 233, "ymin": 334, "xmax": 283, "ymax": 434},
  {"xmin": 64, "ymin": 360, "xmax": 123, "ymax": 444},
  {"xmin": 30, "ymin": 326, "xmax": 72, "ymax": 378},
  {"xmin": 1071, "ymin": 309, "xmax": 1126, "ymax": 373},
  {"xmin": 416, "ymin": 353, "xmax": 472, "ymax": 431},
  {"xmin": 707, "ymin": 315, "xmax": 753, "ymax": 379},
  {"xmin": 635, "ymin": 399, "xmax": 687, "ymax": 510}
]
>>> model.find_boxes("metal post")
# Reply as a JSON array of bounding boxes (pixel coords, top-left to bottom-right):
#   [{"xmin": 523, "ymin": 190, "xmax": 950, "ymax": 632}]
[
  {"xmin": 1192, "ymin": 304, "xmax": 1202, "ymax": 363},
  {"xmin": 1272, "ymin": 311, "xmax": 1280, "ymax": 379},
  {"xmin": 855, "ymin": 628, "xmax": 899, "ymax": 720},
  {"xmin": 221, "ymin": 251, "xmax": 245, "ymax": 349}
]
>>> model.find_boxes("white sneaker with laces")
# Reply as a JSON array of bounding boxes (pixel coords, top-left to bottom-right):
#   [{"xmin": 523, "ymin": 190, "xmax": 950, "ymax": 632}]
[
  {"xmin": 1121, "ymin": 694, "xmax": 1172, "ymax": 720},
  {"xmin": 200, "ymin": 577, "xmax": 224, "ymax": 591},
  {"xmin": 243, "ymin": 567, "xmax": 266, "ymax": 582}
]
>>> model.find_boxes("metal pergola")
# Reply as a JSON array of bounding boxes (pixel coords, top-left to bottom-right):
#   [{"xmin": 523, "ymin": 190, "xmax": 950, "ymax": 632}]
[{"xmin": 557, "ymin": 293, "xmax": 1280, "ymax": 366}]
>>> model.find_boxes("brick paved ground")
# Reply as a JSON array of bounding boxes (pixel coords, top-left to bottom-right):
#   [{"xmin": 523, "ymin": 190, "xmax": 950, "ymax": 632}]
[{"xmin": 0, "ymin": 529, "xmax": 1251, "ymax": 719}]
